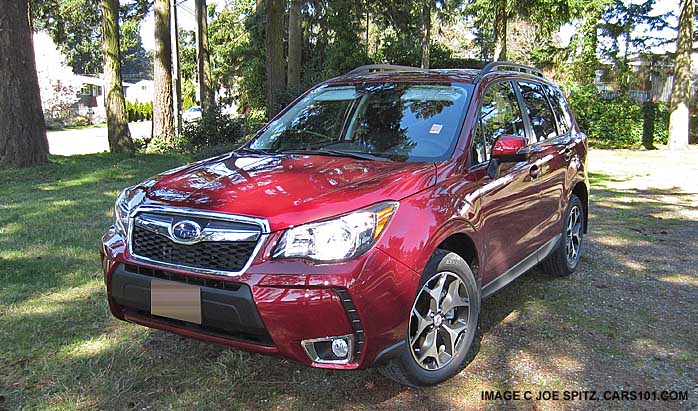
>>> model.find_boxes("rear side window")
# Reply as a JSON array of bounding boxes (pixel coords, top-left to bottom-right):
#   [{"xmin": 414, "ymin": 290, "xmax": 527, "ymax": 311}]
[
  {"xmin": 546, "ymin": 86, "xmax": 572, "ymax": 135},
  {"xmin": 518, "ymin": 81, "xmax": 558, "ymax": 142},
  {"xmin": 472, "ymin": 81, "xmax": 526, "ymax": 165}
]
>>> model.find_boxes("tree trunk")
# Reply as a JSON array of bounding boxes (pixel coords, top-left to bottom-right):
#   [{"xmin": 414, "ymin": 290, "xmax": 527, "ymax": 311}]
[
  {"xmin": 493, "ymin": 0, "xmax": 507, "ymax": 61},
  {"xmin": 0, "ymin": 0, "xmax": 49, "ymax": 168},
  {"xmin": 195, "ymin": 0, "xmax": 214, "ymax": 110},
  {"xmin": 265, "ymin": 0, "xmax": 285, "ymax": 117},
  {"xmin": 153, "ymin": 0, "xmax": 174, "ymax": 142},
  {"xmin": 420, "ymin": 2, "xmax": 431, "ymax": 69},
  {"xmin": 668, "ymin": 0, "xmax": 694, "ymax": 150},
  {"xmin": 287, "ymin": 0, "xmax": 302, "ymax": 88},
  {"xmin": 172, "ymin": 1, "xmax": 183, "ymax": 133},
  {"xmin": 101, "ymin": 0, "xmax": 135, "ymax": 153}
]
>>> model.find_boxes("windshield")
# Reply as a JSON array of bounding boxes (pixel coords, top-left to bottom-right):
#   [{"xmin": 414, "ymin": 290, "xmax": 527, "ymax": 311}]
[{"xmin": 249, "ymin": 82, "xmax": 470, "ymax": 162}]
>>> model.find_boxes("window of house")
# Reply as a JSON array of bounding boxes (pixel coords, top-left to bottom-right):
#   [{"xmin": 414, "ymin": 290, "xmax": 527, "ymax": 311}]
[
  {"xmin": 518, "ymin": 81, "xmax": 558, "ymax": 142},
  {"xmin": 471, "ymin": 81, "xmax": 525, "ymax": 165}
]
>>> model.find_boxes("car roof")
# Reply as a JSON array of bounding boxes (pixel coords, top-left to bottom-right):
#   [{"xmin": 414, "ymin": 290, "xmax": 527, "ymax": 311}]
[
  {"xmin": 328, "ymin": 69, "xmax": 482, "ymax": 85},
  {"xmin": 327, "ymin": 63, "xmax": 551, "ymax": 86}
]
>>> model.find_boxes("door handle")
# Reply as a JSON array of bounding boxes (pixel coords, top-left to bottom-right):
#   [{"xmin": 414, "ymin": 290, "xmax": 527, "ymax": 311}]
[
  {"xmin": 529, "ymin": 164, "xmax": 540, "ymax": 179},
  {"xmin": 562, "ymin": 145, "xmax": 574, "ymax": 161}
]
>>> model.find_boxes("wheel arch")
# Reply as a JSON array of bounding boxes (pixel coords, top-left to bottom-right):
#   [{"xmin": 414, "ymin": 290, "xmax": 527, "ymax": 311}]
[
  {"xmin": 427, "ymin": 219, "xmax": 483, "ymax": 282},
  {"xmin": 437, "ymin": 233, "xmax": 480, "ymax": 280},
  {"xmin": 571, "ymin": 181, "xmax": 589, "ymax": 233}
]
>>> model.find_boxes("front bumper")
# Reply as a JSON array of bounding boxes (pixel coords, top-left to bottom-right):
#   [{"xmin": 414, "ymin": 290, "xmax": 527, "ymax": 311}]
[{"xmin": 101, "ymin": 227, "xmax": 419, "ymax": 369}]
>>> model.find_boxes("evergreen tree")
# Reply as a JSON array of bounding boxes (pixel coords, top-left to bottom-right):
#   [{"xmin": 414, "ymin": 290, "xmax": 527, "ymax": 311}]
[
  {"xmin": 101, "ymin": 0, "xmax": 135, "ymax": 153},
  {"xmin": 0, "ymin": 0, "xmax": 49, "ymax": 168},
  {"xmin": 668, "ymin": 0, "xmax": 694, "ymax": 149}
]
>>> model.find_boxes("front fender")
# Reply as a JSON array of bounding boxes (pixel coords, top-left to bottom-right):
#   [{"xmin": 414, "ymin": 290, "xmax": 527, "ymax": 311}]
[{"xmin": 376, "ymin": 186, "xmax": 482, "ymax": 278}]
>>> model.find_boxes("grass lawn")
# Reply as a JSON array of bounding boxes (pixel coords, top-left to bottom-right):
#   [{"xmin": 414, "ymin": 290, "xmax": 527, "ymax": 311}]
[{"xmin": 1, "ymin": 150, "xmax": 697, "ymax": 410}]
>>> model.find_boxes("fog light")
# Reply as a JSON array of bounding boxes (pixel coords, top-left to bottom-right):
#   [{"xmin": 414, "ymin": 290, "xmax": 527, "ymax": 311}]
[
  {"xmin": 301, "ymin": 334, "xmax": 354, "ymax": 364},
  {"xmin": 332, "ymin": 338, "xmax": 349, "ymax": 358}
]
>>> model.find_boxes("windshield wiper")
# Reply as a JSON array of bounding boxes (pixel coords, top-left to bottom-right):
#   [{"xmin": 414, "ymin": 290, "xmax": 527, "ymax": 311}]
[
  {"xmin": 279, "ymin": 148, "xmax": 390, "ymax": 162},
  {"xmin": 236, "ymin": 147, "xmax": 277, "ymax": 155}
]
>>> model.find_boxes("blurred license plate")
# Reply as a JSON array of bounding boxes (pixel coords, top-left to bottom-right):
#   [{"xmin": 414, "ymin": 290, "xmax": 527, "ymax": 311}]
[{"xmin": 150, "ymin": 279, "xmax": 201, "ymax": 324}]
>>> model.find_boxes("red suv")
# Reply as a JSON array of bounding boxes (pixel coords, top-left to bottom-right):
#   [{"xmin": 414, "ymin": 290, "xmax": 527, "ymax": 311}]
[{"xmin": 102, "ymin": 62, "xmax": 588, "ymax": 387}]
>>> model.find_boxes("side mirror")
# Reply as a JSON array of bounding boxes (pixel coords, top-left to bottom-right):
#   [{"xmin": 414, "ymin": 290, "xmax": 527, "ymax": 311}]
[
  {"xmin": 491, "ymin": 134, "xmax": 528, "ymax": 162},
  {"xmin": 487, "ymin": 134, "xmax": 529, "ymax": 179}
]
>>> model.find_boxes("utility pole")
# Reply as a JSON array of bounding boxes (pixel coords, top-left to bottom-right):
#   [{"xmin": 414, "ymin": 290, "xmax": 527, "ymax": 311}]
[{"xmin": 172, "ymin": 0, "xmax": 182, "ymax": 133}]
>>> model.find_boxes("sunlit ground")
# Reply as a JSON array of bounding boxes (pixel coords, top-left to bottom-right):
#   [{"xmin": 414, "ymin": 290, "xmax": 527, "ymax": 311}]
[{"xmin": 1, "ymin": 148, "xmax": 697, "ymax": 410}]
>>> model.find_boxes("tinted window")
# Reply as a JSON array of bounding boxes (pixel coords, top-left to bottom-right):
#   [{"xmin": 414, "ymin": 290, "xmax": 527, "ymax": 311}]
[
  {"xmin": 471, "ymin": 81, "xmax": 525, "ymax": 164},
  {"xmin": 546, "ymin": 86, "xmax": 572, "ymax": 135},
  {"xmin": 518, "ymin": 81, "xmax": 558, "ymax": 142},
  {"xmin": 250, "ymin": 83, "xmax": 469, "ymax": 162}
]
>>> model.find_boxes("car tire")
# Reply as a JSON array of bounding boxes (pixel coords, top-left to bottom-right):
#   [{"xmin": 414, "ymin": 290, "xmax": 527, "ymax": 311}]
[
  {"xmin": 541, "ymin": 194, "xmax": 585, "ymax": 276},
  {"xmin": 379, "ymin": 249, "xmax": 480, "ymax": 387}
]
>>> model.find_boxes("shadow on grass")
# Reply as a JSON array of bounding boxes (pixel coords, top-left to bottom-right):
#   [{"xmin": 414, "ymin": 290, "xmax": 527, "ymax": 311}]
[{"xmin": 0, "ymin": 153, "xmax": 186, "ymax": 298}]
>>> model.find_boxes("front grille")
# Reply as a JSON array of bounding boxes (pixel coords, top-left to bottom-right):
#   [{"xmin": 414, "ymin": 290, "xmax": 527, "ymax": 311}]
[{"xmin": 132, "ymin": 226, "xmax": 257, "ymax": 272}]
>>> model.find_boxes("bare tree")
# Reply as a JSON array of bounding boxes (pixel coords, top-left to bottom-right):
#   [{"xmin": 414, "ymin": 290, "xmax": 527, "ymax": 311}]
[
  {"xmin": 287, "ymin": 0, "xmax": 303, "ymax": 87},
  {"xmin": 265, "ymin": 0, "xmax": 285, "ymax": 117},
  {"xmin": 195, "ymin": 0, "xmax": 214, "ymax": 110},
  {"xmin": 101, "ymin": 0, "xmax": 135, "ymax": 153},
  {"xmin": 668, "ymin": 0, "xmax": 694, "ymax": 149},
  {"xmin": 0, "ymin": 0, "xmax": 50, "ymax": 168},
  {"xmin": 153, "ymin": 0, "xmax": 174, "ymax": 142}
]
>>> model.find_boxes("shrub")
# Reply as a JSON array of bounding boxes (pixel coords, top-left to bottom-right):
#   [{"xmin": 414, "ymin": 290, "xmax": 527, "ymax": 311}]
[
  {"xmin": 179, "ymin": 108, "xmax": 251, "ymax": 152},
  {"xmin": 654, "ymin": 102, "xmax": 669, "ymax": 145},
  {"xmin": 567, "ymin": 84, "xmax": 642, "ymax": 148},
  {"xmin": 133, "ymin": 137, "xmax": 150, "ymax": 153},
  {"xmin": 146, "ymin": 108, "xmax": 251, "ymax": 155},
  {"xmin": 125, "ymin": 100, "xmax": 153, "ymax": 122},
  {"xmin": 143, "ymin": 102, "xmax": 153, "ymax": 121},
  {"xmin": 66, "ymin": 116, "xmax": 90, "ymax": 127}
]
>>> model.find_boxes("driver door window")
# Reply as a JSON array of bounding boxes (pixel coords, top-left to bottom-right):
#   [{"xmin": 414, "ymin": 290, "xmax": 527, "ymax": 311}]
[{"xmin": 472, "ymin": 81, "xmax": 526, "ymax": 165}]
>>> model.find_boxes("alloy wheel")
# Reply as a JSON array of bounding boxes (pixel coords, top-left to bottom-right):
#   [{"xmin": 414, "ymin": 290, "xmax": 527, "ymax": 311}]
[
  {"xmin": 565, "ymin": 205, "xmax": 583, "ymax": 266},
  {"xmin": 409, "ymin": 272, "xmax": 470, "ymax": 370}
]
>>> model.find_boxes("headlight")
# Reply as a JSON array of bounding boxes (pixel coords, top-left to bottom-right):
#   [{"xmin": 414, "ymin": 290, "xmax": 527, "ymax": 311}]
[
  {"xmin": 273, "ymin": 201, "xmax": 398, "ymax": 262},
  {"xmin": 113, "ymin": 187, "xmax": 133, "ymax": 236}
]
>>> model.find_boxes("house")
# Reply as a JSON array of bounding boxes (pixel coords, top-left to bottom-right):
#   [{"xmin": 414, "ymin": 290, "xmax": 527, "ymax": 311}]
[
  {"xmin": 72, "ymin": 76, "xmax": 154, "ymax": 122},
  {"xmin": 73, "ymin": 74, "xmax": 106, "ymax": 121},
  {"xmin": 125, "ymin": 79, "xmax": 154, "ymax": 103},
  {"xmin": 594, "ymin": 53, "xmax": 698, "ymax": 103}
]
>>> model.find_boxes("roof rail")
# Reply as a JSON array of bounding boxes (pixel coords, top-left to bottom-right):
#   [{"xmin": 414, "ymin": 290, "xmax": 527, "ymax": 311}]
[
  {"xmin": 474, "ymin": 61, "xmax": 544, "ymax": 82},
  {"xmin": 346, "ymin": 64, "xmax": 425, "ymax": 76}
]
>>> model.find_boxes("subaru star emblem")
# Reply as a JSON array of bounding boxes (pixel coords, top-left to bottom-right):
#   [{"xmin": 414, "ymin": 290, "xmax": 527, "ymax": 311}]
[{"xmin": 170, "ymin": 220, "xmax": 202, "ymax": 243}]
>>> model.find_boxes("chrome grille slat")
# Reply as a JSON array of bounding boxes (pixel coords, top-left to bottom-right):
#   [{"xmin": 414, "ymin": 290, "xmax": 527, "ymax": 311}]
[{"xmin": 127, "ymin": 206, "xmax": 269, "ymax": 277}]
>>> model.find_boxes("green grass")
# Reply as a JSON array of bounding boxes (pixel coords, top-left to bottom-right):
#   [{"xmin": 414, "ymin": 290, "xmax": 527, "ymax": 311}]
[{"xmin": 1, "ymin": 150, "xmax": 697, "ymax": 410}]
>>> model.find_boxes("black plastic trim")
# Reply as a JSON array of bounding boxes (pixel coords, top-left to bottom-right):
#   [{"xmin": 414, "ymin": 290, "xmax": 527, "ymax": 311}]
[
  {"xmin": 333, "ymin": 288, "xmax": 365, "ymax": 358},
  {"xmin": 112, "ymin": 264, "xmax": 274, "ymax": 346},
  {"xmin": 373, "ymin": 341, "xmax": 406, "ymax": 365},
  {"xmin": 481, "ymin": 234, "xmax": 561, "ymax": 299}
]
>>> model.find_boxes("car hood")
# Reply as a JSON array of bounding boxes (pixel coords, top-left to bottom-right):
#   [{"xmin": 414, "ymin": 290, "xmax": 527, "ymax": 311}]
[{"xmin": 136, "ymin": 152, "xmax": 436, "ymax": 232}]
